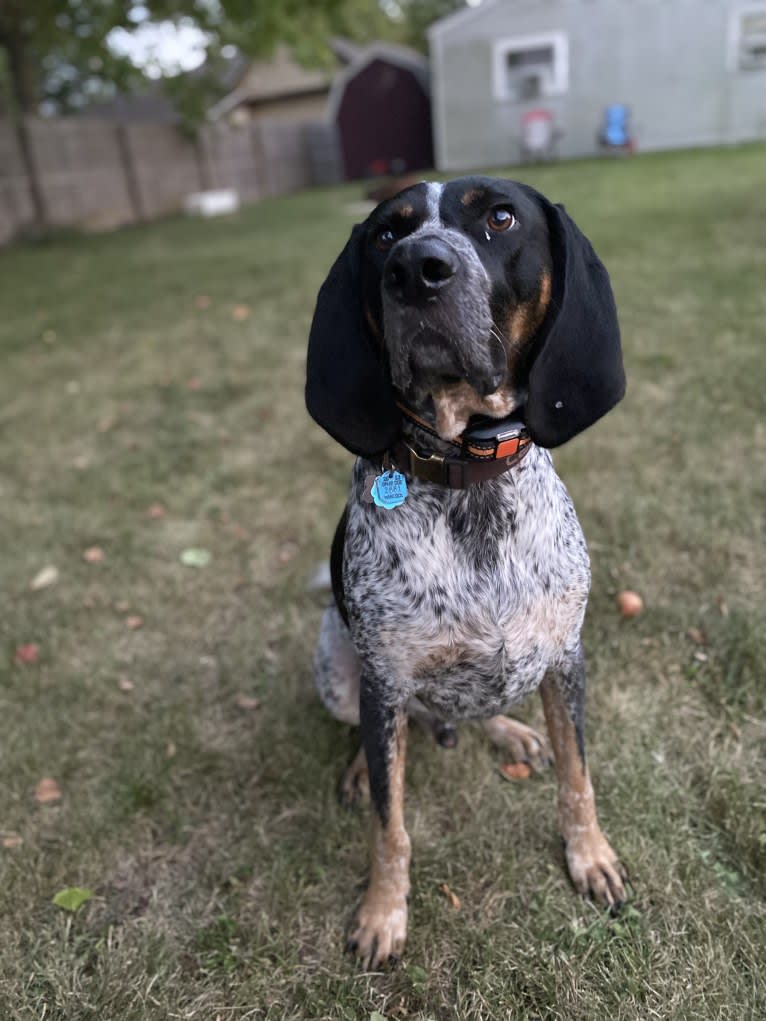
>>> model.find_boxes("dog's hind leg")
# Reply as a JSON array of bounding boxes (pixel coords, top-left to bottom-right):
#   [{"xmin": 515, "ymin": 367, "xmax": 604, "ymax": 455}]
[
  {"xmin": 314, "ymin": 604, "xmax": 361, "ymax": 726},
  {"xmin": 339, "ymin": 744, "xmax": 370, "ymax": 808},
  {"xmin": 315, "ymin": 605, "xmax": 458, "ymax": 742},
  {"xmin": 540, "ymin": 648, "xmax": 628, "ymax": 909},
  {"xmin": 339, "ymin": 696, "xmax": 456, "ymax": 810},
  {"xmin": 481, "ymin": 715, "xmax": 552, "ymax": 772}
]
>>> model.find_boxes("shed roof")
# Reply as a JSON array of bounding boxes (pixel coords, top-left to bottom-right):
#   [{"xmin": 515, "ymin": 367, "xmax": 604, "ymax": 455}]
[
  {"xmin": 326, "ymin": 41, "xmax": 430, "ymax": 122},
  {"xmin": 208, "ymin": 45, "xmax": 333, "ymax": 120}
]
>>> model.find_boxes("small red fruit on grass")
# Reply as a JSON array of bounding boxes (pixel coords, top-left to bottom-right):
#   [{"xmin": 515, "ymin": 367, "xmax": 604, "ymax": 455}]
[{"xmin": 617, "ymin": 590, "xmax": 643, "ymax": 618}]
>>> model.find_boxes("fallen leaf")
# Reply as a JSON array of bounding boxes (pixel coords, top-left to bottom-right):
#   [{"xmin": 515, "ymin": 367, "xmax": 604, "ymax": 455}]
[
  {"xmin": 235, "ymin": 693, "xmax": 260, "ymax": 711},
  {"xmin": 118, "ymin": 675, "xmax": 134, "ymax": 692},
  {"xmin": 35, "ymin": 777, "xmax": 62, "ymax": 803},
  {"xmin": 52, "ymin": 887, "xmax": 93, "ymax": 912},
  {"xmin": 97, "ymin": 415, "xmax": 117, "ymax": 433},
  {"xmin": 146, "ymin": 503, "xmax": 166, "ymax": 519},
  {"xmin": 180, "ymin": 548, "xmax": 212, "ymax": 568},
  {"xmin": 186, "ymin": 377, "xmax": 202, "ymax": 391},
  {"xmin": 686, "ymin": 626, "xmax": 707, "ymax": 645},
  {"xmin": 166, "ymin": 741, "xmax": 177, "ymax": 759},
  {"xmin": 439, "ymin": 882, "xmax": 461, "ymax": 910},
  {"xmin": 194, "ymin": 294, "xmax": 211, "ymax": 309},
  {"xmin": 14, "ymin": 643, "xmax": 40, "ymax": 665},
  {"xmin": 83, "ymin": 546, "xmax": 104, "ymax": 564},
  {"xmin": 126, "ymin": 615, "xmax": 143, "ymax": 630},
  {"xmin": 499, "ymin": 762, "xmax": 532, "ymax": 781},
  {"xmin": 231, "ymin": 304, "xmax": 250, "ymax": 321},
  {"xmin": 31, "ymin": 565, "xmax": 59, "ymax": 591},
  {"xmin": 2, "ymin": 834, "xmax": 23, "ymax": 849},
  {"xmin": 72, "ymin": 454, "xmax": 90, "ymax": 471}
]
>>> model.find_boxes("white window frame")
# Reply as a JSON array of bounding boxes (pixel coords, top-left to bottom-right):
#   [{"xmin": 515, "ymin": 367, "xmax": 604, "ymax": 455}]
[
  {"xmin": 492, "ymin": 31, "xmax": 569, "ymax": 103},
  {"xmin": 726, "ymin": 4, "xmax": 766, "ymax": 72}
]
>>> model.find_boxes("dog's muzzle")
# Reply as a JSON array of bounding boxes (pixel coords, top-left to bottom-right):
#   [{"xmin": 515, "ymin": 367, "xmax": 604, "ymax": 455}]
[{"xmin": 381, "ymin": 234, "xmax": 504, "ymax": 397}]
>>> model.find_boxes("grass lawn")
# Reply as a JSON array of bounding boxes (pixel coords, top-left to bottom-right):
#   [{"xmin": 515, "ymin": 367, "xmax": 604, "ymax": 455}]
[{"xmin": 0, "ymin": 144, "xmax": 764, "ymax": 1021}]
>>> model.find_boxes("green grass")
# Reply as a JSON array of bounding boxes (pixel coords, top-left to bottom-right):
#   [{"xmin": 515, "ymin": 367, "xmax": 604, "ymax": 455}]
[{"xmin": 0, "ymin": 145, "xmax": 764, "ymax": 1020}]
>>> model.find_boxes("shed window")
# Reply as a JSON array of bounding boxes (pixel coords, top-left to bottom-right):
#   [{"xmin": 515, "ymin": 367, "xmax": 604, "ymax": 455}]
[
  {"xmin": 729, "ymin": 5, "xmax": 766, "ymax": 70},
  {"xmin": 493, "ymin": 33, "xmax": 568, "ymax": 102}
]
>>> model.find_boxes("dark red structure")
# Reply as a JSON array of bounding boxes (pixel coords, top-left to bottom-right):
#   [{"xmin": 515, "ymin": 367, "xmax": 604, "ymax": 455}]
[{"xmin": 330, "ymin": 48, "xmax": 434, "ymax": 181}]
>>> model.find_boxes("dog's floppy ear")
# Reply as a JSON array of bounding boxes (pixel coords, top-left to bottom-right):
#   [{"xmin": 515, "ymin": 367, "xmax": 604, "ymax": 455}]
[
  {"xmin": 523, "ymin": 191, "xmax": 626, "ymax": 448},
  {"xmin": 305, "ymin": 224, "xmax": 401, "ymax": 458}
]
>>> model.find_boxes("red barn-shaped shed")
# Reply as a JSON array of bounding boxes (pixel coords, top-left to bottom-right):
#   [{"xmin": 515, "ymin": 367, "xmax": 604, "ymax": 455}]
[{"xmin": 327, "ymin": 44, "xmax": 433, "ymax": 181}]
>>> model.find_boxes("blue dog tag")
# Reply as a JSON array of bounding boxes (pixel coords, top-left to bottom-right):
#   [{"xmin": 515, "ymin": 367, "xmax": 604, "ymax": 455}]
[{"xmin": 371, "ymin": 470, "xmax": 408, "ymax": 509}]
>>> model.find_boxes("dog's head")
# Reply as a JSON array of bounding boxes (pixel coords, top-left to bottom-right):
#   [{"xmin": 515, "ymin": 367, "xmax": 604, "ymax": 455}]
[{"xmin": 306, "ymin": 178, "xmax": 625, "ymax": 457}]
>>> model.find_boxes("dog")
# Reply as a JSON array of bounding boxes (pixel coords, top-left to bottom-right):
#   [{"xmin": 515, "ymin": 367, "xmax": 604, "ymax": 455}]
[{"xmin": 305, "ymin": 177, "xmax": 628, "ymax": 969}]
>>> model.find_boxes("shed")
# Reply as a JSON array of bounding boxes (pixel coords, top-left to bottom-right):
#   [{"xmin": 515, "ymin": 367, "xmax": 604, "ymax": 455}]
[
  {"xmin": 429, "ymin": 0, "xmax": 766, "ymax": 170},
  {"xmin": 207, "ymin": 45, "xmax": 334, "ymax": 125},
  {"xmin": 328, "ymin": 43, "xmax": 434, "ymax": 179}
]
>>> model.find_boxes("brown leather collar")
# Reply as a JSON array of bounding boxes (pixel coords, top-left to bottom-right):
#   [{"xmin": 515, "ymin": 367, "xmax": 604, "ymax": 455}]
[
  {"xmin": 390, "ymin": 437, "xmax": 531, "ymax": 489},
  {"xmin": 389, "ymin": 403, "xmax": 532, "ymax": 490}
]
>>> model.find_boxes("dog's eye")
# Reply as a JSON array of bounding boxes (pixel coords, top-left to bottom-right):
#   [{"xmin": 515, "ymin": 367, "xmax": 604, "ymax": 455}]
[
  {"xmin": 487, "ymin": 207, "xmax": 517, "ymax": 232},
  {"xmin": 375, "ymin": 227, "xmax": 397, "ymax": 251}
]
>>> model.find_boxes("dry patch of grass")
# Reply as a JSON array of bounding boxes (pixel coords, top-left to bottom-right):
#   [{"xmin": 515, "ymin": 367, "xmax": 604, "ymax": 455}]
[{"xmin": 0, "ymin": 146, "xmax": 764, "ymax": 1020}]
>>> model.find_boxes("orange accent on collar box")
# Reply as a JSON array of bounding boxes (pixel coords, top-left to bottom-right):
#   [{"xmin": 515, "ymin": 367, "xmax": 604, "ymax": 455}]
[{"xmin": 496, "ymin": 438, "xmax": 521, "ymax": 459}]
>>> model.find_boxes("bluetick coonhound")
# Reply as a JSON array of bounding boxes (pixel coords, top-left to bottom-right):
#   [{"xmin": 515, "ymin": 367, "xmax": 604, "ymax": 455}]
[{"xmin": 305, "ymin": 178, "xmax": 628, "ymax": 969}]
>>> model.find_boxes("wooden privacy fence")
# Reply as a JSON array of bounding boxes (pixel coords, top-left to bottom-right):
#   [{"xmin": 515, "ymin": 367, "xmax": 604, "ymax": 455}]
[{"xmin": 0, "ymin": 116, "xmax": 337, "ymax": 245}]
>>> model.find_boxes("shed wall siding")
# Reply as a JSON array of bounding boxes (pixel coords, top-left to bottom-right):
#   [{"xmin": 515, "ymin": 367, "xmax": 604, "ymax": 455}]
[{"xmin": 431, "ymin": 0, "xmax": 766, "ymax": 170}]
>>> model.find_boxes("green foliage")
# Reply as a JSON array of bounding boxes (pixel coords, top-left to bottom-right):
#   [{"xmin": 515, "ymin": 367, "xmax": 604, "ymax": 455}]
[
  {"xmin": 52, "ymin": 887, "xmax": 94, "ymax": 912},
  {"xmin": 0, "ymin": 0, "xmax": 405, "ymax": 118},
  {"xmin": 0, "ymin": 1, "xmax": 136, "ymax": 112},
  {"xmin": 398, "ymin": 0, "xmax": 465, "ymax": 51},
  {"xmin": 0, "ymin": 1, "xmax": 464, "ymax": 121}
]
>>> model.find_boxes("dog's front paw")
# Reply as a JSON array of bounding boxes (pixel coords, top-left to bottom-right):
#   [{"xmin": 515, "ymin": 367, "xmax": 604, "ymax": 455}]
[
  {"xmin": 347, "ymin": 892, "xmax": 408, "ymax": 970},
  {"xmin": 565, "ymin": 828, "xmax": 628, "ymax": 910}
]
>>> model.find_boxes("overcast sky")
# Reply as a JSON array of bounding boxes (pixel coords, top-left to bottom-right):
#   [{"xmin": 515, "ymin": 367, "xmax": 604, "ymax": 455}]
[{"xmin": 107, "ymin": 18, "xmax": 211, "ymax": 78}]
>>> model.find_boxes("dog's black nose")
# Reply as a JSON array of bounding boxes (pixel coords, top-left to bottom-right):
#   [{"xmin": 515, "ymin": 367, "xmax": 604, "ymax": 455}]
[{"xmin": 384, "ymin": 237, "xmax": 458, "ymax": 304}]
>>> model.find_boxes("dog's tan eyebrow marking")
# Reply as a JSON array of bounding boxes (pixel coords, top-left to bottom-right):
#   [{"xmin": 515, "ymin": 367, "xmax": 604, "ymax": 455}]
[
  {"xmin": 461, "ymin": 187, "xmax": 486, "ymax": 207},
  {"xmin": 393, "ymin": 203, "xmax": 415, "ymax": 218}
]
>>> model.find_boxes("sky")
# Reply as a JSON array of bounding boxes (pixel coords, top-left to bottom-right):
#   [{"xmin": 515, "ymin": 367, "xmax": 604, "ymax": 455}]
[{"xmin": 107, "ymin": 19, "xmax": 212, "ymax": 78}]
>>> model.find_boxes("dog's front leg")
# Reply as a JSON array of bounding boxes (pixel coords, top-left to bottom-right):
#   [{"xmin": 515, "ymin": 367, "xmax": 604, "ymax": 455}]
[
  {"xmin": 347, "ymin": 681, "xmax": 410, "ymax": 969},
  {"xmin": 540, "ymin": 652, "xmax": 628, "ymax": 910}
]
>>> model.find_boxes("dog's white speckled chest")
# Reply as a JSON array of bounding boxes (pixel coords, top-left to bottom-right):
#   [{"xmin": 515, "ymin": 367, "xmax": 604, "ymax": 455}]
[{"xmin": 343, "ymin": 446, "xmax": 591, "ymax": 719}]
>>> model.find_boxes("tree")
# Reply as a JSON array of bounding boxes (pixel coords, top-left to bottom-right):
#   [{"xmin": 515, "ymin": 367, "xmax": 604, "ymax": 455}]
[
  {"xmin": 397, "ymin": 0, "xmax": 466, "ymax": 52},
  {"xmin": 0, "ymin": 1, "xmax": 131, "ymax": 115},
  {"xmin": 0, "ymin": 1, "xmax": 465, "ymax": 118},
  {"xmin": 0, "ymin": 1, "xmax": 396, "ymax": 117}
]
